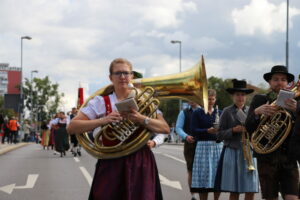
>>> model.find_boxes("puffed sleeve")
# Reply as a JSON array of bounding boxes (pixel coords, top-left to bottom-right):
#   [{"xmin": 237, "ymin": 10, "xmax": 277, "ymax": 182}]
[{"xmin": 80, "ymin": 96, "xmax": 106, "ymax": 120}]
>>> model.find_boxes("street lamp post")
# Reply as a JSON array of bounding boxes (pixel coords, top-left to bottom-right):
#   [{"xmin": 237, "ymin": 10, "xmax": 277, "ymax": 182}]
[
  {"xmin": 171, "ymin": 40, "xmax": 182, "ymax": 111},
  {"xmin": 20, "ymin": 36, "xmax": 32, "ymax": 123},
  {"xmin": 30, "ymin": 70, "xmax": 38, "ymax": 124}
]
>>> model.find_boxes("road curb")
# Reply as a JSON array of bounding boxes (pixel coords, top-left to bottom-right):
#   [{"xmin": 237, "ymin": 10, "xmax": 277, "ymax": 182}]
[{"xmin": 0, "ymin": 143, "xmax": 30, "ymax": 155}]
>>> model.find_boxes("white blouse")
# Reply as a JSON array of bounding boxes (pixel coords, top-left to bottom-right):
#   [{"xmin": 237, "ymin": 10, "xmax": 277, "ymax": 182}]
[
  {"xmin": 81, "ymin": 92, "xmax": 165, "ymax": 147},
  {"xmin": 81, "ymin": 93, "xmax": 118, "ymax": 120}
]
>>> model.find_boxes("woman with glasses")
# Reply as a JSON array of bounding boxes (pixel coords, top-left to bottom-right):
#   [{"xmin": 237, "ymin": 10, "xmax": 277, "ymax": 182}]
[{"xmin": 67, "ymin": 58, "xmax": 169, "ymax": 200}]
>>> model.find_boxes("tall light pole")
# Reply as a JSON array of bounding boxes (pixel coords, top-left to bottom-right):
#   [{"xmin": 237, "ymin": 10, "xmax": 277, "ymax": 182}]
[
  {"xmin": 286, "ymin": 0, "xmax": 289, "ymax": 70},
  {"xmin": 30, "ymin": 70, "xmax": 38, "ymax": 124},
  {"xmin": 170, "ymin": 40, "xmax": 182, "ymax": 111},
  {"xmin": 20, "ymin": 36, "xmax": 32, "ymax": 123}
]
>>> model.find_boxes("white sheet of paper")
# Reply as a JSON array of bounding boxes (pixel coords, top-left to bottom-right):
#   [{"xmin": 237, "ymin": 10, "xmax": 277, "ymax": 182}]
[{"xmin": 275, "ymin": 90, "xmax": 295, "ymax": 109}]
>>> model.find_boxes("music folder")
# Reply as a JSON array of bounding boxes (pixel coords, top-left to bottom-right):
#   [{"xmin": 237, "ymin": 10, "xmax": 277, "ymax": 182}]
[
  {"xmin": 115, "ymin": 97, "xmax": 139, "ymax": 113},
  {"xmin": 276, "ymin": 89, "xmax": 295, "ymax": 109}
]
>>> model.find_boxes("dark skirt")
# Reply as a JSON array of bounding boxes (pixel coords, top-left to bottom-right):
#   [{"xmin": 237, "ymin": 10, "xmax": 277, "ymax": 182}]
[
  {"xmin": 54, "ymin": 127, "xmax": 69, "ymax": 152},
  {"xmin": 89, "ymin": 145, "xmax": 163, "ymax": 200}
]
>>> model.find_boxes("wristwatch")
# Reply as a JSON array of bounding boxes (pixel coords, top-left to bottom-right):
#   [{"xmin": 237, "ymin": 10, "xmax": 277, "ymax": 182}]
[{"xmin": 144, "ymin": 117, "xmax": 150, "ymax": 125}]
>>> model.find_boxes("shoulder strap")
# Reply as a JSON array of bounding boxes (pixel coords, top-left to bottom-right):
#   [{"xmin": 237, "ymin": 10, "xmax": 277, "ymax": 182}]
[{"xmin": 103, "ymin": 95, "xmax": 112, "ymax": 115}]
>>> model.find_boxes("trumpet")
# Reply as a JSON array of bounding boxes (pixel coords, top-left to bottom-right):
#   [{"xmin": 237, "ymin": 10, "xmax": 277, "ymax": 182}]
[
  {"xmin": 236, "ymin": 109, "xmax": 255, "ymax": 171},
  {"xmin": 242, "ymin": 128, "xmax": 255, "ymax": 171}
]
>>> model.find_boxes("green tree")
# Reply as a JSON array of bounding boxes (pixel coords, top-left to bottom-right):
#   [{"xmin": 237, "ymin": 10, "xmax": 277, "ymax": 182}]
[
  {"xmin": 208, "ymin": 76, "xmax": 233, "ymax": 109},
  {"xmin": 0, "ymin": 95, "xmax": 16, "ymax": 119},
  {"xmin": 159, "ymin": 99, "xmax": 179, "ymax": 125},
  {"xmin": 23, "ymin": 76, "xmax": 64, "ymax": 121}
]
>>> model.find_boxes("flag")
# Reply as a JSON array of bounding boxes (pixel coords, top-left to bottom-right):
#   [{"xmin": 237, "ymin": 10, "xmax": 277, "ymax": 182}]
[{"xmin": 77, "ymin": 85, "xmax": 84, "ymax": 109}]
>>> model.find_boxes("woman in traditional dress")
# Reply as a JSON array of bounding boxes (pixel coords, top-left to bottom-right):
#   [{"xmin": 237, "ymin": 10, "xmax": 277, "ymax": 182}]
[
  {"xmin": 40, "ymin": 120, "xmax": 50, "ymax": 150},
  {"xmin": 53, "ymin": 112, "xmax": 69, "ymax": 157},
  {"xmin": 190, "ymin": 89, "xmax": 223, "ymax": 200},
  {"xmin": 215, "ymin": 79, "xmax": 259, "ymax": 200},
  {"xmin": 67, "ymin": 58, "xmax": 169, "ymax": 200}
]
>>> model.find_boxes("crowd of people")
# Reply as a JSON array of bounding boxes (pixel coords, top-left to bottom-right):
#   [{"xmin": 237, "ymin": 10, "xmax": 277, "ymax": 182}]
[
  {"xmin": 66, "ymin": 58, "xmax": 299, "ymax": 200},
  {"xmin": 1, "ymin": 57, "xmax": 299, "ymax": 200},
  {"xmin": 0, "ymin": 108, "xmax": 82, "ymax": 158},
  {"xmin": 176, "ymin": 65, "xmax": 299, "ymax": 200}
]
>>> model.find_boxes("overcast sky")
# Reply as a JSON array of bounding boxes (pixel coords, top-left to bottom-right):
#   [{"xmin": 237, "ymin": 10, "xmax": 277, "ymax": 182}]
[{"xmin": 1, "ymin": 0, "xmax": 300, "ymax": 111}]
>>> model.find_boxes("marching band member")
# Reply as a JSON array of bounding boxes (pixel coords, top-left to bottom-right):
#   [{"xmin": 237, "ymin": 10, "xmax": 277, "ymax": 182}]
[
  {"xmin": 245, "ymin": 65, "xmax": 299, "ymax": 200},
  {"xmin": 190, "ymin": 89, "xmax": 223, "ymax": 200},
  {"xmin": 215, "ymin": 79, "xmax": 259, "ymax": 200},
  {"xmin": 176, "ymin": 101, "xmax": 200, "ymax": 200},
  {"xmin": 67, "ymin": 58, "xmax": 169, "ymax": 200}
]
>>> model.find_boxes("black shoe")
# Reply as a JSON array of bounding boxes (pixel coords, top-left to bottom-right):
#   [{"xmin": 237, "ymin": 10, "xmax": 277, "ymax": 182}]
[
  {"xmin": 63, "ymin": 151, "xmax": 66, "ymax": 156},
  {"xmin": 77, "ymin": 151, "xmax": 81, "ymax": 156},
  {"xmin": 191, "ymin": 198, "xmax": 197, "ymax": 200},
  {"xmin": 73, "ymin": 152, "xmax": 77, "ymax": 157}
]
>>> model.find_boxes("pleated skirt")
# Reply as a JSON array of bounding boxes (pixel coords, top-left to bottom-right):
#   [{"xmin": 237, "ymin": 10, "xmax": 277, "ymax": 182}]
[
  {"xmin": 215, "ymin": 146, "xmax": 259, "ymax": 193},
  {"xmin": 89, "ymin": 145, "xmax": 163, "ymax": 200},
  {"xmin": 191, "ymin": 141, "xmax": 223, "ymax": 192}
]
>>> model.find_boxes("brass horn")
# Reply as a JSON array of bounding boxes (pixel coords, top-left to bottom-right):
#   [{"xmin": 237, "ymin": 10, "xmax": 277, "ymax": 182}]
[
  {"xmin": 77, "ymin": 56, "xmax": 208, "ymax": 159},
  {"xmin": 251, "ymin": 76, "xmax": 300, "ymax": 154}
]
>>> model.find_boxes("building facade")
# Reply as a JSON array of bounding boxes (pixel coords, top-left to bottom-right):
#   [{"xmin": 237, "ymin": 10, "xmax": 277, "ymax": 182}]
[{"xmin": 0, "ymin": 63, "xmax": 21, "ymax": 95}]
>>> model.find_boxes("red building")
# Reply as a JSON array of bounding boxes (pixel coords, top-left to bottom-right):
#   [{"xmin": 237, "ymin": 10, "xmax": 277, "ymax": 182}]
[
  {"xmin": 0, "ymin": 63, "xmax": 21, "ymax": 95},
  {"xmin": 7, "ymin": 68, "xmax": 21, "ymax": 94}
]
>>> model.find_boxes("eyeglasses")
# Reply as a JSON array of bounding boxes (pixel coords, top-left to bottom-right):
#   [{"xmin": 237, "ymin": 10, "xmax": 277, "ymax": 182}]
[{"xmin": 111, "ymin": 71, "xmax": 133, "ymax": 77}]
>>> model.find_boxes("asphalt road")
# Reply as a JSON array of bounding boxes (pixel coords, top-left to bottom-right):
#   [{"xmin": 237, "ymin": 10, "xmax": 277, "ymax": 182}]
[{"xmin": 0, "ymin": 143, "xmax": 273, "ymax": 200}]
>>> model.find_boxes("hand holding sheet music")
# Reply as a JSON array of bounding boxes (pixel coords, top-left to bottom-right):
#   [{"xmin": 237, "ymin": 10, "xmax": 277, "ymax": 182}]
[
  {"xmin": 275, "ymin": 89, "xmax": 295, "ymax": 109},
  {"xmin": 115, "ymin": 98, "xmax": 139, "ymax": 113}
]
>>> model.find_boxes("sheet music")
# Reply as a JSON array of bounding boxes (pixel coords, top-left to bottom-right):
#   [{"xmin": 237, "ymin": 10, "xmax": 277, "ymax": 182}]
[
  {"xmin": 236, "ymin": 109, "xmax": 247, "ymax": 124},
  {"xmin": 276, "ymin": 89, "xmax": 295, "ymax": 109},
  {"xmin": 115, "ymin": 97, "xmax": 139, "ymax": 112}
]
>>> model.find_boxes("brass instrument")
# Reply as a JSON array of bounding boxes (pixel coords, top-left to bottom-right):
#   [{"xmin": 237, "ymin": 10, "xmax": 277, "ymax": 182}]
[
  {"xmin": 236, "ymin": 109, "xmax": 255, "ymax": 171},
  {"xmin": 251, "ymin": 76, "xmax": 300, "ymax": 154},
  {"xmin": 242, "ymin": 130, "xmax": 255, "ymax": 171},
  {"xmin": 77, "ymin": 56, "xmax": 208, "ymax": 159}
]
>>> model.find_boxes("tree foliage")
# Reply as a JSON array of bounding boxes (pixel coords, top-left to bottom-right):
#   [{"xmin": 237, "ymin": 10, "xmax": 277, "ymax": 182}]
[
  {"xmin": 23, "ymin": 76, "xmax": 64, "ymax": 121},
  {"xmin": 158, "ymin": 99, "xmax": 179, "ymax": 125},
  {"xmin": 208, "ymin": 76, "xmax": 233, "ymax": 109},
  {"xmin": 0, "ymin": 95, "xmax": 16, "ymax": 119}
]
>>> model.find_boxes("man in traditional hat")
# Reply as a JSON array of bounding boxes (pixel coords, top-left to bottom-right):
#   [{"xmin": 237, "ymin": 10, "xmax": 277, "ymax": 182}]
[{"xmin": 245, "ymin": 65, "xmax": 299, "ymax": 200}]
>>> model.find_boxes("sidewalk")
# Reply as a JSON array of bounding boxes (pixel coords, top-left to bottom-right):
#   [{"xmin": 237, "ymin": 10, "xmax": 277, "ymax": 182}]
[{"xmin": 0, "ymin": 142, "xmax": 30, "ymax": 155}]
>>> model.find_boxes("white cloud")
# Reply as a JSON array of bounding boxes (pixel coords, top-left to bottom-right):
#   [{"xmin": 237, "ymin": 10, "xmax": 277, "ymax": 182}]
[
  {"xmin": 232, "ymin": 0, "xmax": 300, "ymax": 35},
  {"xmin": 135, "ymin": 0, "xmax": 197, "ymax": 28},
  {"xmin": 205, "ymin": 57, "xmax": 276, "ymax": 85}
]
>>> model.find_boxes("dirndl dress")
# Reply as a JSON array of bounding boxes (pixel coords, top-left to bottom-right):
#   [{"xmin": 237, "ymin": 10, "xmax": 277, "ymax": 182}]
[
  {"xmin": 191, "ymin": 141, "xmax": 223, "ymax": 192},
  {"xmin": 82, "ymin": 93, "xmax": 163, "ymax": 200},
  {"xmin": 215, "ymin": 145, "xmax": 259, "ymax": 193}
]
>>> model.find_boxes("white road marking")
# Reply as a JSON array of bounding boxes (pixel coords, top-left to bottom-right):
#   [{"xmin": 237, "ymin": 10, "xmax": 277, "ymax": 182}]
[
  {"xmin": 159, "ymin": 174, "xmax": 182, "ymax": 190},
  {"xmin": 79, "ymin": 166, "xmax": 93, "ymax": 186},
  {"xmin": 0, "ymin": 174, "xmax": 39, "ymax": 194},
  {"xmin": 162, "ymin": 153, "xmax": 186, "ymax": 164},
  {"xmin": 74, "ymin": 157, "xmax": 80, "ymax": 162},
  {"xmin": 15, "ymin": 174, "xmax": 39, "ymax": 189},
  {"xmin": 0, "ymin": 184, "xmax": 15, "ymax": 194}
]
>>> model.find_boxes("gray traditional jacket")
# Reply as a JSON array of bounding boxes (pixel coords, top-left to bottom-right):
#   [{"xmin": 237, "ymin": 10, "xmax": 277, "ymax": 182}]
[{"xmin": 217, "ymin": 104, "xmax": 249, "ymax": 149}]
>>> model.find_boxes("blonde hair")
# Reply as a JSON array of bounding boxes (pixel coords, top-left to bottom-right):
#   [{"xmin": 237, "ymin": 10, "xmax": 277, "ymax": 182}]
[
  {"xmin": 208, "ymin": 89, "xmax": 216, "ymax": 97},
  {"xmin": 109, "ymin": 58, "xmax": 133, "ymax": 74}
]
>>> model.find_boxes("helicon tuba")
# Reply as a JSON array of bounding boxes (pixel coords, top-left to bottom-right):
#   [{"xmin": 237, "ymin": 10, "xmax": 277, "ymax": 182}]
[
  {"xmin": 77, "ymin": 56, "xmax": 208, "ymax": 159},
  {"xmin": 251, "ymin": 76, "xmax": 300, "ymax": 154}
]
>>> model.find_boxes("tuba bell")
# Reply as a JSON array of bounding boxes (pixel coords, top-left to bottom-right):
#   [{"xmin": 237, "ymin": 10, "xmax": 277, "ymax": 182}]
[
  {"xmin": 77, "ymin": 56, "xmax": 208, "ymax": 159},
  {"xmin": 251, "ymin": 76, "xmax": 300, "ymax": 154}
]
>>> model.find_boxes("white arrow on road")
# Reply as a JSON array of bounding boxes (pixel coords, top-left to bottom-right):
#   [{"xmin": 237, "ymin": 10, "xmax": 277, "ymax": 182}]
[
  {"xmin": 0, "ymin": 174, "xmax": 39, "ymax": 194},
  {"xmin": 159, "ymin": 174, "xmax": 182, "ymax": 190}
]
